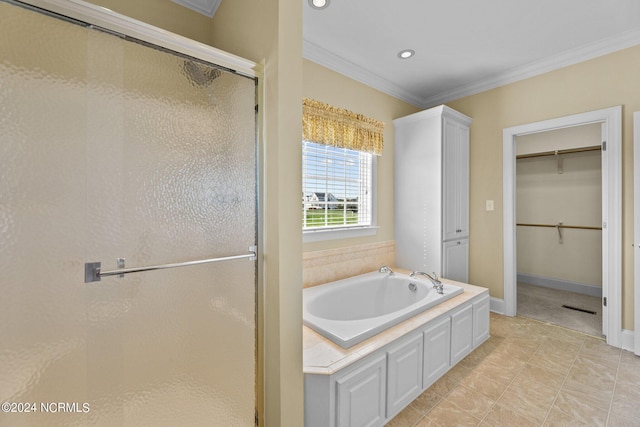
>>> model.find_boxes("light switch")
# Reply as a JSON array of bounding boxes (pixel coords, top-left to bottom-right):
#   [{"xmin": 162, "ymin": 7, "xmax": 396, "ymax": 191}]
[{"xmin": 486, "ymin": 200, "xmax": 494, "ymax": 211}]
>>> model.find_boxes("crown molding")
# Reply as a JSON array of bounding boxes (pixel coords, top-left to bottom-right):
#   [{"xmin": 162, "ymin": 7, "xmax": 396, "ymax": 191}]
[
  {"xmin": 305, "ymin": 27, "xmax": 640, "ymax": 109},
  {"xmin": 422, "ymin": 27, "xmax": 640, "ymax": 108},
  {"xmin": 172, "ymin": 0, "xmax": 221, "ymax": 18},
  {"xmin": 303, "ymin": 39, "xmax": 424, "ymax": 107}
]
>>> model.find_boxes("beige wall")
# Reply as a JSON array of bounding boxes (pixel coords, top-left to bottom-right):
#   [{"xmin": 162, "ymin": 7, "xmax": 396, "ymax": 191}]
[
  {"xmin": 302, "ymin": 60, "xmax": 420, "ymax": 253},
  {"xmin": 448, "ymin": 44, "xmax": 640, "ymax": 330},
  {"xmin": 515, "ymin": 123, "xmax": 602, "ymax": 156}
]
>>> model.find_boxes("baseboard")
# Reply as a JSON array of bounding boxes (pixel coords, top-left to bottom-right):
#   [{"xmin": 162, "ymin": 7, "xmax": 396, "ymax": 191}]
[
  {"xmin": 621, "ymin": 329, "xmax": 635, "ymax": 353},
  {"xmin": 517, "ymin": 273, "xmax": 602, "ymax": 297},
  {"xmin": 489, "ymin": 297, "xmax": 506, "ymax": 315}
]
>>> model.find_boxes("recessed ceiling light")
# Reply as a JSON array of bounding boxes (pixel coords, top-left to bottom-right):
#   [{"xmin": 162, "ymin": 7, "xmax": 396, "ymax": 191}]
[
  {"xmin": 309, "ymin": 0, "xmax": 330, "ymax": 10},
  {"xmin": 398, "ymin": 49, "xmax": 415, "ymax": 59}
]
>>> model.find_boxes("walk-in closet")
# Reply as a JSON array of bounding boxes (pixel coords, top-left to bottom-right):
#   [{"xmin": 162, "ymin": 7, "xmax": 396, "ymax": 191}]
[{"xmin": 515, "ymin": 123, "xmax": 603, "ymax": 336}]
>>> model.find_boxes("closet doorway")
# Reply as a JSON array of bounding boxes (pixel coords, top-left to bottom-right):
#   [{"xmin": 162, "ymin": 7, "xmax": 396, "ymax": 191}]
[
  {"xmin": 515, "ymin": 124, "xmax": 603, "ymax": 336},
  {"xmin": 503, "ymin": 106, "xmax": 622, "ymax": 348}
]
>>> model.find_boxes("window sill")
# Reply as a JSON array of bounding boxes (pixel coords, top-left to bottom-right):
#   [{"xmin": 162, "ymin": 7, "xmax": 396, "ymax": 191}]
[{"xmin": 303, "ymin": 226, "xmax": 379, "ymax": 243}]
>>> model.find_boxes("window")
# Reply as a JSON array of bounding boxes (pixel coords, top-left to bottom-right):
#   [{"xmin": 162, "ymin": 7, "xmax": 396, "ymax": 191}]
[
  {"xmin": 301, "ymin": 98, "xmax": 383, "ymax": 240},
  {"xmin": 302, "ymin": 141, "xmax": 373, "ymax": 231}
]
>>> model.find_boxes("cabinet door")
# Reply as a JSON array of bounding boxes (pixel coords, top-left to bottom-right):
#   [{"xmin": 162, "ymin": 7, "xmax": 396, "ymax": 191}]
[
  {"xmin": 442, "ymin": 118, "xmax": 470, "ymax": 241},
  {"xmin": 386, "ymin": 333, "xmax": 424, "ymax": 418},
  {"xmin": 442, "ymin": 239, "xmax": 469, "ymax": 283},
  {"xmin": 456, "ymin": 124, "xmax": 470, "ymax": 237},
  {"xmin": 423, "ymin": 317, "xmax": 451, "ymax": 389},
  {"xmin": 336, "ymin": 355, "xmax": 387, "ymax": 427},
  {"xmin": 451, "ymin": 304, "xmax": 473, "ymax": 365},
  {"xmin": 473, "ymin": 295, "xmax": 491, "ymax": 348},
  {"xmin": 442, "ymin": 118, "xmax": 460, "ymax": 241}
]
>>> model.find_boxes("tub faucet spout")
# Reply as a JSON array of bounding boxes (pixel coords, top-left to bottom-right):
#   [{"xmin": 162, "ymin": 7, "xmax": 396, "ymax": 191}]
[
  {"xmin": 410, "ymin": 271, "xmax": 444, "ymax": 294},
  {"xmin": 378, "ymin": 266, "xmax": 395, "ymax": 276}
]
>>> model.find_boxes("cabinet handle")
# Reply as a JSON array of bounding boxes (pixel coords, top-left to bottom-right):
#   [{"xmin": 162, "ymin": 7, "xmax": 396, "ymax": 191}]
[{"xmin": 457, "ymin": 241, "xmax": 461, "ymax": 245}]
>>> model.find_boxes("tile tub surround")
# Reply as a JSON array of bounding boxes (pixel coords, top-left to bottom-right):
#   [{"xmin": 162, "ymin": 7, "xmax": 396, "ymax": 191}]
[
  {"xmin": 385, "ymin": 313, "xmax": 640, "ymax": 427},
  {"xmin": 303, "ymin": 241, "xmax": 395, "ymax": 288},
  {"xmin": 303, "ymin": 278, "xmax": 487, "ymax": 375}
]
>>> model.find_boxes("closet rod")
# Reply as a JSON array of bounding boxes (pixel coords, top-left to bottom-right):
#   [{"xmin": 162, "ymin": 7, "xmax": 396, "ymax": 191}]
[
  {"xmin": 516, "ymin": 223, "xmax": 602, "ymax": 230},
  {"xmin": 516, "ymin": 144, "xmax": 601, "ymax": 159}
]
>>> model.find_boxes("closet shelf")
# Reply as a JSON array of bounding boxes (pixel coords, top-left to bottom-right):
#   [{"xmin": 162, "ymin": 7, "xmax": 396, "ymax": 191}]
[
  {"xmin": 516, "ymin": 223, "xmax": 602, "ymax": 231},
  {"xmin": 517, "ymin": 222, "xmax": 601, "ymax": 244},
  {"xmin": 515, "ymin": 145, "xmax": 601, "ymax": 160}
]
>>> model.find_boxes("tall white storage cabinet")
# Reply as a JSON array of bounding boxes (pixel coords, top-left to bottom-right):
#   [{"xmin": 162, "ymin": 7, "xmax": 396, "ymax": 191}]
[{"xmin": 394, "ymin": 105, "xmax": 471, "ymax": 282}]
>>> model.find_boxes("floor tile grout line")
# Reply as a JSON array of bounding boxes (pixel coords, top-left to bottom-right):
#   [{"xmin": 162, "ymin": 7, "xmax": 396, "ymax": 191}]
[
  {"xmin": 408, "ymin": 392, "xmax": 445, "ymax": 427},
  {"xmin": 540, "ymin": 335, "xmax": 586, "ymax": 425},
  {"xmin": 604, "ymin": 349, "xmax": 623, "ymax": 427},
  {"xmin": 409, "ymin": 345, "xmax": 508, "ymax": 427},
  {"xmin": 516, "ymin": 314, "xmax": 605, "ymax": 341},
  {"xmin": 475, "ymin": 330, "xmax": 543, "ymax": 426}
]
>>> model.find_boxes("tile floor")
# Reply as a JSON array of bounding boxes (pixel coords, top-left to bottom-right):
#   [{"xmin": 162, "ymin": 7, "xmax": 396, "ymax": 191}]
[{"xmin": 387, "ymin": 313, "xmax": 640, "ymax": 426}]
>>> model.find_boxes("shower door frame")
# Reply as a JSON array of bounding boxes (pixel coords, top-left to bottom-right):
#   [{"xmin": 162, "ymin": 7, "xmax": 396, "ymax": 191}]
[
  {"xmin": 9, "ymin": 0, "xmax": 264, "ymax": 420},
  {"xmin": 634, "ymin": 111, "xmax": 640, "ymax": 355}
]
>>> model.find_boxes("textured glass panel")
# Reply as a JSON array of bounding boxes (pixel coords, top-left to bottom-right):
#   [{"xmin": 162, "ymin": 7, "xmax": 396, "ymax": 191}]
[{"xmin": 0, "ymin": 2, "xmax": 256, "ymax": 426}]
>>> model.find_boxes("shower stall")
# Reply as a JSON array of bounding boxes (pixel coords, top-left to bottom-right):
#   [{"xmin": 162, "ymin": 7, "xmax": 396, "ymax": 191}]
[{"xmin": 0, "ymin": 1, "xmax": 258, "ymax": 425}]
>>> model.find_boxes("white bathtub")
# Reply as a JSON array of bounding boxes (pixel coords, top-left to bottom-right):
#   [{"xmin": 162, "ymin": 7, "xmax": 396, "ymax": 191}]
[{"xmin": 303, "ymin": 271, "xmax": 464, "ymax": 348}]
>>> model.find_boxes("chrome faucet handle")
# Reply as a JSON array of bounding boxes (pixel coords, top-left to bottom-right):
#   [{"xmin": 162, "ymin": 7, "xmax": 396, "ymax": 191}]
[
  {"xmin": 379, "ymin": 265, "xmax": 395, "ymax": 276},
  {"xmin": 411, "ymin": 271, "xmax": 444, "ymax": 293},
  {"xmin": 432, "ymin": 272, "xmax": 444, "ymax": 294}
]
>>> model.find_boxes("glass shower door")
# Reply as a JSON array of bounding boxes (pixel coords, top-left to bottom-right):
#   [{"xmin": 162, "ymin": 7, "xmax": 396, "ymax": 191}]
[{"xmin": 0, "ymin": 2, "xmax": 257, "ymax": 425}]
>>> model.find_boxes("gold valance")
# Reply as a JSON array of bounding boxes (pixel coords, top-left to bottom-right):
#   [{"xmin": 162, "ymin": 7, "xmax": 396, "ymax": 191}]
[{"xmin": 302, "ymin": 98, "xmax": 384, "ymax": 155}]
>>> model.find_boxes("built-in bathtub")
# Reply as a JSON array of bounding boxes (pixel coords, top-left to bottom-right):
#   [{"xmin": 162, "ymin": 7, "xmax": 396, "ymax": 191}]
[{"xmin": 303, "ymin": 271, "xmax": 464, "ymax": 348}]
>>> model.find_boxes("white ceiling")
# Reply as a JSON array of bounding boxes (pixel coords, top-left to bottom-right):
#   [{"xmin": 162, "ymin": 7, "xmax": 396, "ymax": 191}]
[{"xmin": 303, "ymin": 0, "xmax": 640, "ymax": 108}]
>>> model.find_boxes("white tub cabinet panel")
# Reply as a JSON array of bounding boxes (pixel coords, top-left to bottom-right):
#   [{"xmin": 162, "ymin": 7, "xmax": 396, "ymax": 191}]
[
  {"xmin": 336, "ymin": 355, "xmax": 387, "ymax": 427},
  {"xmin": 473, "ymin": 294, "xmax": 491, "ymax": 347},
  {"xmin": 305, "ymin": 374, "xmax": 334, "ymax": 427},
  {"xmin": 422, "ymin": 317, "xmax": 451, "ymax": 389},
  {"xmin": 443, "ymin": 239, "xmax": 469, "ymax": 283},
  {"xmin": 386, "ymin": 333, "xmax": 424, "ymax": 418},
  {"xmin": 451, "ymin": 304, "xmax": 474, "ymax": 365},
  {"xmin": 394, "ymin": 105, "xmax": 471, "ymax": 281}
]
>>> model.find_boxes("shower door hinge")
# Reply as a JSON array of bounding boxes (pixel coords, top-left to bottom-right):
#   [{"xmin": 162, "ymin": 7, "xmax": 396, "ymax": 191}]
[
  {"xmin": 255, "ymin": 104, "xmax": 259, "ymax": 113},
  {"xmin": 603, "ymin": 297, "xmax": 607, "ymax": 307},
  {"xmin": 255, "ymin": 409, "xmax": 259, "ymax": 426},
  {"xmin": 602, "ymin": 141, "xmax": 607, "ymax": 151}
]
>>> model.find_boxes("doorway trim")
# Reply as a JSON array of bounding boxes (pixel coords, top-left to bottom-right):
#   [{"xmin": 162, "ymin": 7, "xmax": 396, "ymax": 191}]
[
  {"xmin": 634, "ymin": 111, "xmax": 640, "ymax": 355},
  {"xmin": 503, "ymin": 106, "xmax": 622, "ymax": 347}
]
